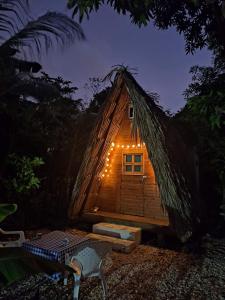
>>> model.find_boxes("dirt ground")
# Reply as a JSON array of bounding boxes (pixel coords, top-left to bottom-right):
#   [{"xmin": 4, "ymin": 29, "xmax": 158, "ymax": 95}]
[{"xmin": 1, "ymin": 229, "xmax": 225, "ymax": 300}]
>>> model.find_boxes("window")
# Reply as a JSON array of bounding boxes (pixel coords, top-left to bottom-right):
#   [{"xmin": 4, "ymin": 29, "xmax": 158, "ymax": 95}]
[
  {"xmin": 128, "ymin": 105, "xmax": 134, "ymax": 119},
  {"xmin": 123, "ymin": 153, "xmax": 144, "ymax": 175}
]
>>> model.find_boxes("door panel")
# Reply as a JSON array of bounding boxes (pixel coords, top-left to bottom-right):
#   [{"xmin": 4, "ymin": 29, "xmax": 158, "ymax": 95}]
[{"xmin": 120, "ymin": 175, "xmax": 144, "ymax": 216}]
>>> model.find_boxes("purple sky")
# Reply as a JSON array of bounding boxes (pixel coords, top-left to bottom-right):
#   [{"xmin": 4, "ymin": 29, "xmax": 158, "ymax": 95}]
[{"xmin": 31, "ymin": 1, "xmax": 212, "ymax": 112}]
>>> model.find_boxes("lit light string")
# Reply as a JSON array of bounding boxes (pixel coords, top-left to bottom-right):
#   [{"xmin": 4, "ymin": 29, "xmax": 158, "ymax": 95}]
[{"xmin": 100, "ymin": 142, "xmax": 145, "ymax": 178}]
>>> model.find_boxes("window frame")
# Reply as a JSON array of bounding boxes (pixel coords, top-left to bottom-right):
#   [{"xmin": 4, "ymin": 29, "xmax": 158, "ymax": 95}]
[
  {"xmin": 128, "ymin": 104, "xmax": 134, "ymax": 119},
  {"xmin": 122, "ymin": 152, "xmax": 144, "ymax": 175}
]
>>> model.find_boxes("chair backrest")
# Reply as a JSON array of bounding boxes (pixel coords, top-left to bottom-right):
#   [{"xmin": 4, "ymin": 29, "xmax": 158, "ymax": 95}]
[
  {"xmin": 0, "ymin": 228, "xmax": 25, "ymax": 247},
  {"xmin": 69, "ymin": 240, "xmax": 111, "ymax": 277}
]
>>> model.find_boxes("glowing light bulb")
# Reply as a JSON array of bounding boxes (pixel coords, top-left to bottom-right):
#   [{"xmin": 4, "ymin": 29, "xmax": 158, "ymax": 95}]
[
  {"xmin": 132, "ymin": 145, "xmax": 135, "ymax": 148},
  {"xmin": 105, "ymin": 169, "xmax": 108, "ymax": 172},
  {"xmin": 107, "ymin": 152, "xmax": 110, "ymax": 155},
  {"xmin": 122, "ymin": 145, "xmax": 124, "ymax": 148},
  {"xmin": 137, "ymin": 144, "xmax": 141, "ymax": 147},
  {"xmin": 111, "ymin": 142, "xmax": 115, "ymax": 147},
  {"xmin": 106, "ymin": 164, "xmax": 109, "ymax": 167},
  {"xmin": 117, "ymin": 145, "xmax": 120, "ymax": 148},
  {"xmin": 127, "ymin": 145, "xmax": 130, "ymax": 148},
  {"xmin": 102, "ymin": 174, "xmax": 105, "ymax": 177},
  {"xmin": 106, "ymin": 158, "xmax": 109, "ymax": 161}
]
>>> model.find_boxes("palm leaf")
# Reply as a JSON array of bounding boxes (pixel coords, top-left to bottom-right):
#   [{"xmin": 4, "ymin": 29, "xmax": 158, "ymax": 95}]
[
  {"xmin": 0, "ymin": 204, "xmax": 17, "ymax": 223},
  {"xmin": 0, "ymin": 11, "xmax": 85, "ymax": 57},
  {"xmin": 0, "ymin": 247, "xmax": 70, "ymax": 286},
  {"xmin": 0, "ymin": 0, "xmax": 29, "ymax": 36}
]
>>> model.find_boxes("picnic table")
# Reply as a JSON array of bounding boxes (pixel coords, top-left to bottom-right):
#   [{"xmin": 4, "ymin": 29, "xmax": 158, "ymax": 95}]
[{"xmin": 23, "ymin": 231, "xmax": 89, "ymax": 265}]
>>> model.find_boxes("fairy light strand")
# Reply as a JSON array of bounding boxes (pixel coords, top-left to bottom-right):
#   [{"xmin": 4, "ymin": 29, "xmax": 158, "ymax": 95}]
[{"xmin": 100, "ymin": 142, "xmax": 145, "ymax": 178}]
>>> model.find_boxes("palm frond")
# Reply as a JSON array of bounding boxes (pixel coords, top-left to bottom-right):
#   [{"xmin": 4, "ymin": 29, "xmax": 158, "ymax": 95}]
[
  {"xmin": 102, "ymin": 65, "xmax": 138, "ymax": 83},
  {"xmin": 0, "ymin": 12, "xmax": 85, "ymax": 57},
  {"xmin": 0, "ymin": 0, "xmax": 29, "ymax": 36}
]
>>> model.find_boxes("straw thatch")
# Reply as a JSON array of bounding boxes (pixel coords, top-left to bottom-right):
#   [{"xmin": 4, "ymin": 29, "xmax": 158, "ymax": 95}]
[{"xmin": 68, "ymin": 69, "xmax": 201, "ymax": 242}]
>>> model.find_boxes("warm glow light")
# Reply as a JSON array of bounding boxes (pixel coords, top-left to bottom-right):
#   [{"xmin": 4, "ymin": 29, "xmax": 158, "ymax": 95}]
[
  {"xmin": 110, "ymin": 148, "xmax": 113, "ymax": 151},
  {"xmin": 143, "ymin": 142, "xmax": 145, "ymax": 145},
  {"xmin": 117, "ymin": 145, "xmax": 120, "ymax": 148},
  {"xmin": 132, "ymin": 145, "xmax": 135, "ymax": 148},
  {"xmin": 106, "ymin": 158, "xmax": 109, "ymax": 161},
  {"xmin": 122, "ymin": 145, "xmax": 124, "ymax": 148},
  {"xmin": 107, "ymin": 152, "xmax": 110, "ymax": 155},
  {"xmin": 105, "ymin": 169, "xmax": 108, "ymax": 172},
  {"xmin": 107, "ymin": 174, "xmax": 109, "ymax": 177},
  {"xmin": 106, "ymin": 164, "xmax": 109, "ymax": 167},
  {"xmin": 127, "ymin": 145, "xmax": 130, "ymax": 148},
  {"xmin": 111, "ymin": 142, "xmax": 115, "ymax": 147},
  {"xmin": 137, "ymin": 144, "xmax": 141, "ymax": 147},
  {"xmin": 102, "ymin": 174, "xmax": 105, "ymax": 177}
]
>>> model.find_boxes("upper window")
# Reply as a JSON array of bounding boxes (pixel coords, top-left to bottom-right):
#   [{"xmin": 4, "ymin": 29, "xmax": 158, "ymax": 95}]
[
  {"xmin": 123, "ymin": 153, "xmax": 144, "ymax": 175},
  {"xmin": 128, "ymin": 105, "xmax": 134, "ymax": 119}
]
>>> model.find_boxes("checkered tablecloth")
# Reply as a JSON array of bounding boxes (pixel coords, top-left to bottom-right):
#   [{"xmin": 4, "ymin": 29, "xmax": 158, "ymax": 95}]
[{"xmin": 23, "ymin": 230, "xmax": 89, "ymax": 265}]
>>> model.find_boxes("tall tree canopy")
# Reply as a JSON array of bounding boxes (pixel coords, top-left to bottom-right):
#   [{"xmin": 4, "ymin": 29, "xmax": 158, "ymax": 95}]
[
  {"xmin": 0, "ymin": 0, "xmax": 85, "ymax": 101},
  {"xmin": 67, "ymin": 0, "xmax": 225, "ymax": 55}
]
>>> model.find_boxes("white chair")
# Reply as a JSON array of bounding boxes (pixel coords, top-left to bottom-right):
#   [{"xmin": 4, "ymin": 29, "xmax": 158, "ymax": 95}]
[
  {"xmin": 65, "ymin": 240, "xmax": 112, "ymax": 300},
  {"xmin": 0, "ymin": 228, "xmax": 26, "ymax": 247}
]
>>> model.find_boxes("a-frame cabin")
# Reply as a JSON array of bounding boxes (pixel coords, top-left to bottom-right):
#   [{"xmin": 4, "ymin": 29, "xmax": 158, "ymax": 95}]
[{"xmin": 69, "ymin": 69, "xmax": 201, "ymax": 241}]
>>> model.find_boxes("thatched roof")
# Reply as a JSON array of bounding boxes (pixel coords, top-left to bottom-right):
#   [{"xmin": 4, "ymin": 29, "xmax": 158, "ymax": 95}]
[{"xmin": 68, "ymin": 69, "xmax": 201, "ymax": 242}]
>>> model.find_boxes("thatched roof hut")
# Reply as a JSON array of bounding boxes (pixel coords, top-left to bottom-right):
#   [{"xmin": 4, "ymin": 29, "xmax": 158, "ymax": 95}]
[{"xmin": 68, "ymin": 69, "xmax": 201, "ymax": 242}]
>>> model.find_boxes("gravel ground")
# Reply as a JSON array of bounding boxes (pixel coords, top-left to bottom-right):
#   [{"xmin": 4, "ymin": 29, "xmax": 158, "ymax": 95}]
[{"xmin": 1, "ymin": 230, "xmax": 225, "ymax": 300}]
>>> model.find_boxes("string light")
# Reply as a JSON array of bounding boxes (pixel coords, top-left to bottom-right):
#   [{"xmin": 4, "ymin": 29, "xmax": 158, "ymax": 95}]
[{"xmin": 100, "ymin": 142, "xmax": 145, "ymax": 179}]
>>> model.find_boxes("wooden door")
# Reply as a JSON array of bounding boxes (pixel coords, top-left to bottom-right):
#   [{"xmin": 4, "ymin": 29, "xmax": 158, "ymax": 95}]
[
  {"xmin": 120, "ymin": 175, "xmax": 144, "ymax": 216},
  {"xmin": 119, "ymin": 151, "xmax": 145, "ymax": 216}
]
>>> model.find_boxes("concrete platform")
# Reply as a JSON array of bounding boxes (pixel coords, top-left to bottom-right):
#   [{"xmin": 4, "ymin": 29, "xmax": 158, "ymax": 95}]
[
  {"xmin": 93, "ymin": 222, "xmax": 141, "ymax": 244},
  {"xmin": 87, "ymin": 233, "xmax": 137, "ymax": 253}
]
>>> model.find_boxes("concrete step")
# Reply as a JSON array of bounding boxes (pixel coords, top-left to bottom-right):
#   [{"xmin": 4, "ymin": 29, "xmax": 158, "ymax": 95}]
[
  {"xmin": 87, "ymin": 233, "xmax": 137, "ymax": 253},
  {"xmin": 93, "ymin": 222, "xmax": 141, "ymax": 244}
]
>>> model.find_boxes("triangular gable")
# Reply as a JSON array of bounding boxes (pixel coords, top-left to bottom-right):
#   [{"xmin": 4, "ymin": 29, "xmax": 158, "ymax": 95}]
[{"xmin": 69, "ymin": 70, "xmax": 200, "ymax": 242}]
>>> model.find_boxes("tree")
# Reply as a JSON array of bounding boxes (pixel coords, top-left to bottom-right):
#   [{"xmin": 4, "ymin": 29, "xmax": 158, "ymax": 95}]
[
  {"xmin": 67, "ymin": 0, "xmax": 225, "ymax": 56},
  {"xmin": 0, "ymin": 0, "xmax": 85, "ymax": 101},
  {"xmin": 175, "ymin": 58, "xmax": 225, "ymax": 233}
]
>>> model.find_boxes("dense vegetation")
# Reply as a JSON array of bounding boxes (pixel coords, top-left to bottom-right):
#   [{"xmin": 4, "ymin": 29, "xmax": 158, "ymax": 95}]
[{"xmin": 0, "ymin": 0, "xmax": 224, "ymax": 238}]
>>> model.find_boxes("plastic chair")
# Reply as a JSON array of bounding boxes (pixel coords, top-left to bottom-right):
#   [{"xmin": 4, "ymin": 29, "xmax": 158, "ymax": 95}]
[
  {"xmin": 0, "ymin": 228, "xmax": 26, "ymax": 247},
  {"xmin": 65, "ymin": 240, "xmax": 112, "ymax": 300}
]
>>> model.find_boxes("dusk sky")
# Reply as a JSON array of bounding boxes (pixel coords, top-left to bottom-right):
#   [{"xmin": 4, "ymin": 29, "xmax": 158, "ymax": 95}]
[{"xmin": 31, "ymin": 1, "xmax": 212, "ymax": 112}]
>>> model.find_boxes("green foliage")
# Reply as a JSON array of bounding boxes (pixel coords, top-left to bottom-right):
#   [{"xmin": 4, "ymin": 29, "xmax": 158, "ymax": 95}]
[
  {"xmin": 184, "ymin": 63, "xmax": 225, "ymax": 130},
  {"xmin": 67, "ymin": 0, "xmax": 225, "ymax": 55},
  {"xmin": 0, "ymin": 204, "xmax": 17, "ymax": 223},
  {"xmin": 178, "ymin": 57, "xmax": 225, "ymax": 228},
  {"xmin": 0, "ymin": 248, "xmax": 70, "ymax": 287},
  {"xmin": 0, "ymin": 203, "xmax": 70, "ymax": 287},
  {"xmin": 3, "ymin": 154, "xmax": 44, "ymax": 196}
]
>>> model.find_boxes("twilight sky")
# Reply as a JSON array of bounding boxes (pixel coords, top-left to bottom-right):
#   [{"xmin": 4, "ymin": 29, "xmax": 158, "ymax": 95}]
[{"xmin": 31, "ymin": 1, "xmax": 212, "ymax": 112}]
